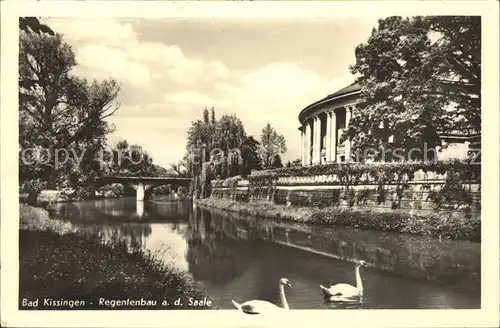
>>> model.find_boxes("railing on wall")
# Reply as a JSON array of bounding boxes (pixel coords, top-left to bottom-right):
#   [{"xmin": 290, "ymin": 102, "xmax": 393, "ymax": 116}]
[{"xmin": 209, "ymin": 162, "xmax": 481, "ymax": 215}]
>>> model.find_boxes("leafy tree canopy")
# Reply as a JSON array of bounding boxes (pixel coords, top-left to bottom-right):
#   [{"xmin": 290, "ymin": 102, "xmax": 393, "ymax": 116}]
[
  {"xmin": 19, "ymin": 17, "xmax": 55, "ymax": 35},
  {"xmin": 185, "ymin": 108, "xmax": 249, "ymax": 179},
  {"xmin": 347, "ymin": 16, "xmax": 480, "ymax": 162},
  {"xmin": 184, "ymin": 108, "xmax": 263, "ymax": 197},
  {"xmin": 102, "ymin": 140, "xmax": 167, "ymax": 177},
  {"xmin": 19, "ymin": 24, "xmax": 120, "ymax": 193},
  {"xmin": 241, "ymin": 136, "xmax": 262, "ymax": 176},
  {"xmin": 258, "ymin": 123, "xmax": 287, "ymax": 169}
]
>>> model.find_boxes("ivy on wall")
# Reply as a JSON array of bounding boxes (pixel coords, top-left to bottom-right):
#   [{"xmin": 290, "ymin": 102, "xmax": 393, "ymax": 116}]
[
  {"xmin": 427, "ymin": 166, "xmax": 476, "ymax": 210},
  {"xmin": 248, "ymin": 160, "xmax": 480, "ymax": 183},
  {"xmin": 211, "ymin": 160, "xmax": 480, "ymax": 209}
]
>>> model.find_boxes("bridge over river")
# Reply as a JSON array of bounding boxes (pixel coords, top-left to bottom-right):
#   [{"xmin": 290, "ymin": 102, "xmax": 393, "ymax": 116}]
[{"xmin": 94, "ymin": 176, "xmax": 192, "ymax": 201}]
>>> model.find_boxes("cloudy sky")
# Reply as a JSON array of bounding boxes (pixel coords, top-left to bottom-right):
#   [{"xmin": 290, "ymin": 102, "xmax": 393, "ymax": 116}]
[{"xmin": 44, "ymin": 17, "xmax": 380, "ymax": 169}]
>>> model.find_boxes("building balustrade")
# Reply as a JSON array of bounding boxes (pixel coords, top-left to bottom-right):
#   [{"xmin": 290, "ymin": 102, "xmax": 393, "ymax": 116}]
[{"xmin": 213, "ymin": 170, "xmax": 468, "ymax": 193}]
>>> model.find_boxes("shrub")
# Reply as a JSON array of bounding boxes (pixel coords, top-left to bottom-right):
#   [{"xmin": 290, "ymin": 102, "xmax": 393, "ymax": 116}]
[
  {"xmin": 178, "ymin": 186, "xmax": 188, "ymax": 196},
  {"xmin": 20, "ymin": 204, "xmax": 77, "ymax": 235},
  {"xmin": 33, "ymin": 189, "xmax": 68, "ymax": 206},
  {"xmin": 100, "ymin": 183, "xmax": 125, "ymax": 198},
  {"xmin": 309, "ymin": 192, "xmax": 331, "ymax": 208},
  {"xmin": 273, "ymin": 190, "xmax": 287, "ymax": 205},
  {"xmin": 427, "ymin": 168, "xmax": 475, "ymax": 209},
  {"xmin": 331, "ymin": 189, "xmax": 341, "ymax": 205},
  {"xmin": 357, "ymin": 189, "xmax": 371, "ymax": 205}
]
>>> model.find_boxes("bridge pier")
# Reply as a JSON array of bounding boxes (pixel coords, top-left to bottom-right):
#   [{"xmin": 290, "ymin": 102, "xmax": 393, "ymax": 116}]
[
  {"xmin": 131, "ymin": 182, "xmax": 155, "ymax": 202},
  {"xmin": 136, "ymin": 183, "xmax": 145, "ymax": 201}
]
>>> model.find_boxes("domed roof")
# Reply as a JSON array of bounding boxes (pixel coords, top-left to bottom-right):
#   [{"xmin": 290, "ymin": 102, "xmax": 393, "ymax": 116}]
[
  {"xmin": 325, "ymin": 82, "xmax": 360, "ymax": 99},
  {"xmin": 298, "ymin": 82, "xmax": 361, "ymax": 124}
]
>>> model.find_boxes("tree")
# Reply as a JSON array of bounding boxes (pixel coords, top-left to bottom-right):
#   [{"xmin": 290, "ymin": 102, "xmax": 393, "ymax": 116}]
[
  {"xmin": 285, "ymin": 159, "xmax": 301, "ymax": 168},
  {"xmin": 213, "ymin": 114, "xmax": 246, "ymax": 177},
  {"xmin": 240, "ymin": 136, "xmax": 262, "ymax": 177},
  {"xmin": 168, "ymin": 158, "xmax": 190, "ymax": 178},
  {"xmin": 150, "ymin": 184, "xmax": 172, "ymax": 196},
  {"xmin": 203, "ymin": 107, "xmax": 210, "ymax": 124},
  {"xmin": 347, "ymin": 16, "xmax": 480, "ymax": 162},
  {"xmin": 210, "ymin": 107, "xmax": 216, "ymax": 125},
  {"xmin": 258, "ymin": 123, "xmax": 287, "ymax": 169},
  {"xmin": 103, "ymin": 140, "xmax": 159, "ymax": 176},
  {"xmin": 186, "ymin": 109, "xmax": 247, "ymax": 179},
  {"xmin": 425, "ymin": 16, "xmax": 480, "ymax": 131},
  {"xmin": 185, "ymin": 108, "xmax": 217, "ymax": 177},
  {"xmin": 271, "ymin": 154, "xmax": 283, "ymax": 169},
  {"xmin": 149, "ymin": 164, "xmax": 168, "ymax": 177},
  {"xmin": 184, "ymin": 108, "xmax": 255, "ymax": 198},
  {"xmin": 19, "ymin": 17, "xmax": 55, "ymax": 36},
  {"xmin": 19, "ymin": 24, "xmax": 121, "ymax": 194}
]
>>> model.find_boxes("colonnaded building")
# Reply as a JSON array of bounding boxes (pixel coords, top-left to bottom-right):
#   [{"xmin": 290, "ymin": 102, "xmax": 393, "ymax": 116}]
[{"xmin": 298, "ymin": 82, "xmax": 481, "ymax": 166}]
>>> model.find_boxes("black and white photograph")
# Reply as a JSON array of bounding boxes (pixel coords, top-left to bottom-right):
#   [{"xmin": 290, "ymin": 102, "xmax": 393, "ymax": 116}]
[{"xmin": 1, "ymin": 1, "xmax": 499, "ymax": 328}]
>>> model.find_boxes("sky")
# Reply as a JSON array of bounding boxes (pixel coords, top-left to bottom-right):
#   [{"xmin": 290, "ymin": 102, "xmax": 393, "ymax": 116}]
[{"xmin": 44, "ymin": 17, "xmax": 380, "ymax": 169}]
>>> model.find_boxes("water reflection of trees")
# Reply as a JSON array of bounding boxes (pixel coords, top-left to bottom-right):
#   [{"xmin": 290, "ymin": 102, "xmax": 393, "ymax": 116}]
[
  {"xmin": 73, "ymin": 223, "xmax": 153, "ymax": 253},
  {"xmin": 186, "ymin": 207, "xmax": 480, "ymax": 296},
  {"xmin": 47, "ymin": 199, "xmax": 194, "ymax": 257},
  {"xmin": 47, "ymin": 198, "xmax": 480, "ymax": 298},
  {"xmin": 107, "ymin": 224, "xmax": 152, "ymax": 253},
  {"xmin": 147, "ymin": 200, "xmax": 191, "ymax": 219},
  {"xmin": 48, "ymin": 198, "xmax": 194, "ymax": 223},
  {"xmin": 49, "ymin": 199, "xmax": 143, "ymax": 221},
  {"xmin": 185, "ymin": 208, "xmax": 260, "ymax": 286},
  {"xmin": 46, "ymin": 205, "xmax": 154, "ymax": 254}
]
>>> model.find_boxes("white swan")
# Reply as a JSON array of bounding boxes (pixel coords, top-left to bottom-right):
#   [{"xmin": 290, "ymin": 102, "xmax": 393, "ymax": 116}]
[
  {"xmin": 320, "ymin": 260, "xmax": 366, "ymax": 299},
  {"xmin": 231, "ymin": 278, "xmax": 291, "ymax": 314}
]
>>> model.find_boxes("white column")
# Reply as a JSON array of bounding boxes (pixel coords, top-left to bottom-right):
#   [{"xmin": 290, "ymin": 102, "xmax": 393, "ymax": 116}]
[
  {"xmin": 345, "ymin": 107, "xmax": 353, "ymax": 162},
  {"xmin": 346, "ymin": 106, "xmax": 353, "ymax": 124},
  {"xmin": 302, "ymin": 127, "xmax": 307, "ymax": 166},
  {"xmin": 135, "ymin": 182, "xmax": 145, "ymax": 201},
  {"xmin": 325, "ymin": 112, "xmax": 332, "ymax": 162},
  {"xmin": 317, "ymin": 116, "xmax": 323, "ymax": 164},
  {"xmin": 300, "ymin": 127, "xmax": 304, "ymax": 165},
  {"xmin": 331, "ymin": 110, "xmax": 337, "ymax": 163},
  {"xmin": 304, "ymin": 121, "xmax": 311, "ymax": 165},
  {"xmin": 313, "ymin": 116, "xmax": 321, "ymax": 164},
  {"xmin": 311, "ymin": 118, "xmax": 316, "ymax": 164}
]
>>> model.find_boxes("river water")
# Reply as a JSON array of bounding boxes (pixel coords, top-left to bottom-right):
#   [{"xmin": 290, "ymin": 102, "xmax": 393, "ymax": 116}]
[{"xmin": 46, "ymin": 197, "xmax": 481, "ymax": 309}]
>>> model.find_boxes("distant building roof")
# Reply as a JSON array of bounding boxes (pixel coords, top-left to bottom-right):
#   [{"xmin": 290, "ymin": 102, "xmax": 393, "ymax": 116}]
[{"xmin": 298, "ymin": 82, "xmax": 361, "ymax": 124}]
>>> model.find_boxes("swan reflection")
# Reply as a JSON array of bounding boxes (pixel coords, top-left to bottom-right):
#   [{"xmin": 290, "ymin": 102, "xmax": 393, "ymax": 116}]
[{"xmin": 324, "ymin": 295, "xmax": 364, "ymax": 309}]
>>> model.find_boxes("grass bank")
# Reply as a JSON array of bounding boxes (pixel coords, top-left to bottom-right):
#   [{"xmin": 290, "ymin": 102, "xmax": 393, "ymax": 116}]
[
  {"xmin": 196, "ymin": 198, "xmax": 481, "ymax": 242},
  {"xmin": 19, "ymin": 204, "xmax": 213, "ymax": 310}
]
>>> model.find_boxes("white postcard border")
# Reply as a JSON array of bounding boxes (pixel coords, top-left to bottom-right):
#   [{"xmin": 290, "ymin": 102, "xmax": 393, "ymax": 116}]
[{"xmin": 1, "ymin": 1, "xmax": 499, "ymax": 327}]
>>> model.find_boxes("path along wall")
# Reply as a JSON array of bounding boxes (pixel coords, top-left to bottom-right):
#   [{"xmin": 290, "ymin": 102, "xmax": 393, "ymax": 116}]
[{"xmin": 209, "ymin": 163, "xmax": 481, "ymax": 220}]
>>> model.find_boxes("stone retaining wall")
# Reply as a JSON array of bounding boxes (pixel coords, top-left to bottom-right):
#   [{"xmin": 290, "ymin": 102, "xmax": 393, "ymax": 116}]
[{"xmin": 209, "ymin": 173, "xmax": 481, "ymax": 219}]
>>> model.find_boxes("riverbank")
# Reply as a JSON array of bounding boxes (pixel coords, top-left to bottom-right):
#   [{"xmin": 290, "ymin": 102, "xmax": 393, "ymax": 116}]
[
  {"xmin": 195, "ymin": 198, "xmax": 481, "ymax": 242},
  {"xmin": 19, "ymin": 204, "xmax": 213, "ymax": 310},
  {"xmin": 19, "ymin": 191, "xmax": 183, "ymax": 207}
]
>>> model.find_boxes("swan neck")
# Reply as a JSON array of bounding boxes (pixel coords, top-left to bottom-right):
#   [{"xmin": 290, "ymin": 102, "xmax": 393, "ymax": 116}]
[
  {"xmin": 279, "ymin": 284, "xmax": 289, "ymax": 309},
  {"xmin": 355, "ymin": 265, "xmax": 363, "ymax": 291}
]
